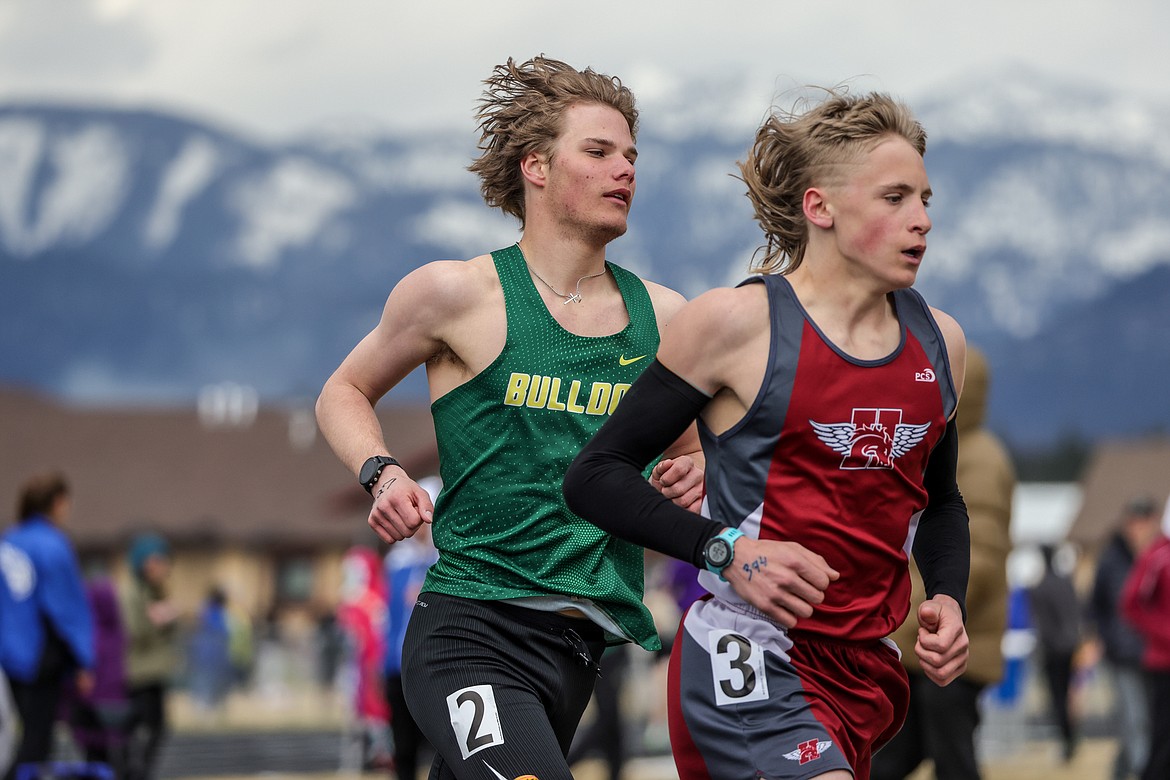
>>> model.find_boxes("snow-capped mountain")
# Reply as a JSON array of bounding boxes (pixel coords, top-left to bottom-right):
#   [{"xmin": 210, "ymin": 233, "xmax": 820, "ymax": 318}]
[{"xmin": 1, "ymin": 69, "xmax": 1168, "ymax": 450}]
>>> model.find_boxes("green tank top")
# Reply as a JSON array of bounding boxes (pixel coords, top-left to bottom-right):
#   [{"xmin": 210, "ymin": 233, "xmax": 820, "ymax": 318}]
[{"xmin": 423, "ymin": 244, "xmax": 661, "ymax": 649}]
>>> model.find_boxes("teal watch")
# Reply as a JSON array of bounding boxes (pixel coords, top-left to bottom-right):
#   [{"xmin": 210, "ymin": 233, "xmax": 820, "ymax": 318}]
[{"xmin": 702, "ymin": 527, "xmax": 745, "ymax": 581}]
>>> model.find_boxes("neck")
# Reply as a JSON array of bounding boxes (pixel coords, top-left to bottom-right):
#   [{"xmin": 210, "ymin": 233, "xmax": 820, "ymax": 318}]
[
  {"xmin": 786, "ymin": 263, "xmax": 901, "ymax": 359},
  {"xmin": 788, "ymin": 264, "xmax": 892, "ymax": 322},
  {"xmin": 516, "ymin": 235, "xmax": 607, "ymax": 287}
]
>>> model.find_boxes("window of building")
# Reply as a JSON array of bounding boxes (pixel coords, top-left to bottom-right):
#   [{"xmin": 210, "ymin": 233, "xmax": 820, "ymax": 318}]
[{"xmin": 275, "ymin": 555, "xmax": 314, "ymax": 603}]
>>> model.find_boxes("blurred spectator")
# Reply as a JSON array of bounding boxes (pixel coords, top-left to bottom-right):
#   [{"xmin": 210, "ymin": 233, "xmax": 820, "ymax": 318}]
[
  {"xmin": 663, "ymin": 558, "xmax": 706, "ymax": 617},
  {"xmin": 120, "ymin": 532, "xmax": 180, "ymax": 780},
  {"xmin": 1028, "ymin": 543, "xmax": 1084, "ymax": 762},
  {"xmin": 873, "ymin": 345, "xmax": 1015, "ymax": 780},
  {"xmin": 0, "ymin": 666, "xmax": 13, "ymax": 776},
  {"xmin": 252, "ymin": 607, "xmax": 292, "ymax": 705},
  {"xmin": 1121, "ymin": 504, "xmax": 1170, "ymax": 780},
  {"xmin": 314, "ymin": 609, "xmax": 345, "ymax": 690},
  {"xmin": 65, "ymin": 577, "xmax": 130, "ymax": 773},
  {"xmin": 383, "ymin": 504, "xmax": 439, "ymax": 780},
  {"xmin": 568, "ymin": 644, "xmax": 631, "ymax": 780},
  {"xmin": 1089, "ymin": 497, "xmax": 1160, "ymax": 780},
  {"xmin": 0, "ymin": 472, "xmax": 95, "ymax": 780},
  {"xmin": 225, "ymin": 597, "xmax": 254, "ymax": 690},
  {"xmin": 337, "ymin": 546, "xmax": 390, "ymax": 771},
  {"xmin": 187, "ymin": 586, "xmax": 233, "ymax": 716}
]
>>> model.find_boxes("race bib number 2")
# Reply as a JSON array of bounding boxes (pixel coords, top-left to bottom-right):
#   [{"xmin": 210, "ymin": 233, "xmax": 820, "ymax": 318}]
[
  {"xmin": 708, "ymin": 629, "xmax": 769, "ymax": 707},
  {"xmin": 446, "ymin": 684, "xmax": 504, "ymax": 759}
]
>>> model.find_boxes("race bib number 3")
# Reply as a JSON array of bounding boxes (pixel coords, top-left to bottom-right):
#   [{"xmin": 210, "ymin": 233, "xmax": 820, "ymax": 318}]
[
  {"xmin": 708, "ymin": 629, "xmax": 769, "ymax": 707},
  {"xmin": 446, "ymin": 684, "xmax": 504, "ymax": 759}
]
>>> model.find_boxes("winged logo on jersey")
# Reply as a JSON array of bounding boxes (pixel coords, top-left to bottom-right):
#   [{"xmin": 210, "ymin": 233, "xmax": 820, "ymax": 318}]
[
  {"xmin": 811, "ymin": 408, "xmax": 931, "ymax": 470},
  {"xmin": 784, "ymin": 738, "xmax": 834, "ymax": 764}
]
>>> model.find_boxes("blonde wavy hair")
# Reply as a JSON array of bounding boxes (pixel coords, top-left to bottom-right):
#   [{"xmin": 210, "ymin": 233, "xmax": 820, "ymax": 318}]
[
  {"xmin": 739, "ymin": 91, "xmax": 927, "ymax": 275},
  {"xmin": 468, "ymin": 55, "xmax": 638, "ymax": 227}
]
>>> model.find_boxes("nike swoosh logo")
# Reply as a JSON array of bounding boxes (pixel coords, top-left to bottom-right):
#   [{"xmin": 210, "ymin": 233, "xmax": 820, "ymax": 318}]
[
  {"xmin": 619, "ymin": 354, "xmax": 647, "ymax": 366},
  {"xmin": 483, "ymin": 762, "xmax": 509, "ymax": 780}
]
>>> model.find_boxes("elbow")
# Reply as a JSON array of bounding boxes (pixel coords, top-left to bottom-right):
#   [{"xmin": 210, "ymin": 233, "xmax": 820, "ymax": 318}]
[
  {"xmin": 314, "ymin": 378, "xmax": 333, "ymax": 426},
  {"xmin": 314, "ymin": 390, "xmax": 327, "ymax": 428},
  {"xmin": 315, "ymin": 376, "xmax": 345, "ymax": 429}
]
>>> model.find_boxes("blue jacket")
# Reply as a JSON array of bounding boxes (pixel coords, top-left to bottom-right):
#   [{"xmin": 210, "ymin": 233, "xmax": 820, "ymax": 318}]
[
  {"xmin": 382, "ymin": 537, "xmax": 437, "ymax": 676},
  {"xmin": 0, "ymin": 516, "xmax": 94, "ymax": 682}
]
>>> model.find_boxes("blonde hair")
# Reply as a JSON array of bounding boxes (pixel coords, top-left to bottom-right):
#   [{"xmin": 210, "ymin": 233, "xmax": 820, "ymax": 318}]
[
  {"xmin": 739, "ymin": 91, "xmax": 927, "ymax": 275},
  {"xmin": 468, "ymin": 55, "xmax": 638, "ymax": 227}
]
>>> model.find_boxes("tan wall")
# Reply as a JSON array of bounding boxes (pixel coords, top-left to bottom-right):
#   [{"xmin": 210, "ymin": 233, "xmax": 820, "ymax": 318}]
[
  {"xmin": 312, "ymin": 549, "xmax": 347, "ymax": 610},
  {"xmin": 106, "ymin": 545, "xmax": 353, "ymax": 634}
]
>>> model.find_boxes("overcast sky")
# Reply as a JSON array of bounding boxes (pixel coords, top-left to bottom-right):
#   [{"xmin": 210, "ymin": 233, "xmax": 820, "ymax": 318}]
[{"xmin": 0, "ymin": 0, "xmax": 1166, "ymax": 141}]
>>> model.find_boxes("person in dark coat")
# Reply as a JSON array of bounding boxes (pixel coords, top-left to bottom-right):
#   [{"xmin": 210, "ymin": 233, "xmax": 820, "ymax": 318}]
[
  {"xmin": 1028, "ymin": 543, "xmax": 1083, "ymax": 762},
  {"xmin": 1088, "ymin": 497, "xmax": 1160, "ymax": 780}
]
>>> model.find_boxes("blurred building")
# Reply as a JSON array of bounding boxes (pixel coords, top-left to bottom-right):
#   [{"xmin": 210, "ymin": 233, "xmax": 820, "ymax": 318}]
[
  {"xmin": 0, "ymin": 384, "xmax": 438, "ymax": 632},
  {"xmin": 1067, "ymin": 437, "xmax": 1170, "ymax": 555}
]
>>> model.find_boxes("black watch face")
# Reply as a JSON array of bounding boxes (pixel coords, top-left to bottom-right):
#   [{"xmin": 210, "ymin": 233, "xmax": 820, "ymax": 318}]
[
  {"xmin": 359, "ymin": 458, "xmax": 382, "ymax": 486},
  {"xmin": 705, "ymin": 539, "xmax": 731, "ymax": 567}
]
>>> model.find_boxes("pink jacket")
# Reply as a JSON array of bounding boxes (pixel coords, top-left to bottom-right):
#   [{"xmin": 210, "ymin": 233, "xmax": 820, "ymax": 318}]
[{"xmin": 337, "ymin": 546, "xmax": 389, "ymax": 721}]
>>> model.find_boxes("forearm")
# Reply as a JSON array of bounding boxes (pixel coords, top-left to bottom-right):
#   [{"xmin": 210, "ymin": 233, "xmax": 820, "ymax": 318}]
[
  {"xmin": 315, "ymin": 377, "xmax": 394, "ymax": 476},
  {"xmin": 661, "ymin": 419, "xmax": 705, "ymax": 469},
  {"xmin": 565, "ymin": 361, "xmax": 723, "ymax": 567},
  {"xmin": 912, "ymin": 418, "xmax": 971, "ymax": 619}
]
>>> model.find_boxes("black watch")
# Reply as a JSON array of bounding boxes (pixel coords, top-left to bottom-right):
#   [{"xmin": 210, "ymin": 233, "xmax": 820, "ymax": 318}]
[{"xmin": 359, "ymin": 455, "xmax": 400, "ymax": 494}]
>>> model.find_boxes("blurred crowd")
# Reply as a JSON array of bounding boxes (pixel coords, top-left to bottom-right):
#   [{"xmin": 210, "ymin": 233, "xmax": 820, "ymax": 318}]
[
  {"xmin": 0, "ymin": 473, "xmax": 252, "ymax": 780},
  {"xmin": 0, "ymin": 470, "xmax": 702, "ymax": 780},
  {"xmin": 1018, "ymin": 495, "xmax": 1170, "ymax": 780},
  {"xmin": 3, "ymin": 420, "xmax": 1168, "ymax": 780}
]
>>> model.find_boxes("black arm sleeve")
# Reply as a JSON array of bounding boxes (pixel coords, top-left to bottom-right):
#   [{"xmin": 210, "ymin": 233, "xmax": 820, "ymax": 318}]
[
  {"xmin": 564, "ymin": 360, "xmax": 725, "ymax": 568},
  {"xmin": 911, "ymin": 417, "xmax": 971, "ymax": 621}
]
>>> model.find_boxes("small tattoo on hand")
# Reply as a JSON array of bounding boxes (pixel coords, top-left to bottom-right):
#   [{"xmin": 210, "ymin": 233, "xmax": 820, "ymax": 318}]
[{"xmin": 376, "ymin": 477, "xmax": 397, "ymax": 498}]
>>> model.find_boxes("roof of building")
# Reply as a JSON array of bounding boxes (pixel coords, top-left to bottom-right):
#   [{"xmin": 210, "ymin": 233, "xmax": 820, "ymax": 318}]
[
  {"xmin": 1067, "ymin": 435, "xmax": 1170, "ymax": 551},
  {"xmin": 0, "ymin": 385, "xmax": 438, "ymax": 552}
]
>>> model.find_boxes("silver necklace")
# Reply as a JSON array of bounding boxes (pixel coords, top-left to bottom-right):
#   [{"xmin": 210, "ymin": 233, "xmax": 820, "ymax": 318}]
[{"xmin": 517, "ymin": 243, "xmax": 607, "ymax": 305}]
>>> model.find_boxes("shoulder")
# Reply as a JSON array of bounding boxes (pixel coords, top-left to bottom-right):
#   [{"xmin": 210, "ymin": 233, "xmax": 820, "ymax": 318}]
[
  {"xmin": 392, "ymin": 254, "xmax": 498, "ymax": 309},
  {"xmin": 661, "ymin": 283, "xmax": 769, "ymax": 355},
  {"xmin": 692, "ymin": 282, "xmax": 769, "ymax": 325},
  {"xmin": 638, "ymin": 278, "xmax": 689, "ymax": 325},
  {"xmin": 964, "ymin": 428, "xmax": 1013, "ymax": 464},
  {"xmin": 24, "ymin": 520, "xmax": 67, "ymax": 549},
  {"xmin": 927, "ymin": 305, "xmax": 967, "ymax": 399},
  {"xmin": 379, "ymin": 254, "xmax": 501, "ymax": 333},
  {"xmin": 928, "ymin": 305, "xmax": 964, "ymax": 341}
]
